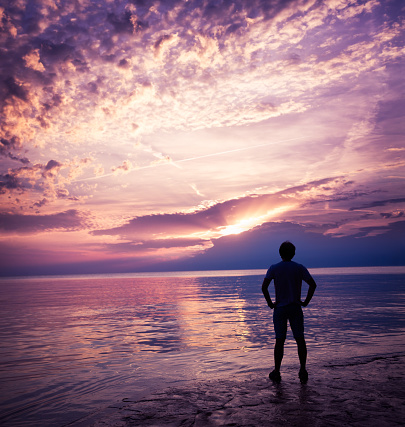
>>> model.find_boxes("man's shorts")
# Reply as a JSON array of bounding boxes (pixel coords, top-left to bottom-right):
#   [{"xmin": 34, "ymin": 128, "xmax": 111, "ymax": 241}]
[{"xmin": 273, "ymin": 303, "xmax": 304, "ymax": 340}]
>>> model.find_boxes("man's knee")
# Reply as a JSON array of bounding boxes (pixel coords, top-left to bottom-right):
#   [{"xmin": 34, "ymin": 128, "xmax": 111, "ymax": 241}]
[{"xmin": 294, "ymin": 336, "xmax": 306, "ymax": 347}]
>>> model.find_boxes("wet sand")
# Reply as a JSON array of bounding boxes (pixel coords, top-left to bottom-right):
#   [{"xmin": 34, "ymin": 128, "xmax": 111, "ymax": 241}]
[{"xmin": 74, "ymin": 353, "xmax": 405, "ymax": 426}]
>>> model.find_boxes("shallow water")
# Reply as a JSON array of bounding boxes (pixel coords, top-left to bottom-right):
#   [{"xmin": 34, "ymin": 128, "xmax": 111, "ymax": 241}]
[{"xmin": 0, "ymin": 269, "xmax": 404, "ymax": 426}]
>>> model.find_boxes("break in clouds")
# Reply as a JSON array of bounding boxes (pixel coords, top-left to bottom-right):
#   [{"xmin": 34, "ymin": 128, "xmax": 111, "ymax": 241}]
[{"xmin": 0, "ymin": 0, "xmax": 404, "ymax": 274}]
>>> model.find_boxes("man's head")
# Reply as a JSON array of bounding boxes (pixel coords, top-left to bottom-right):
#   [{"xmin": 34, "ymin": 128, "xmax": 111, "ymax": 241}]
[{"xmin": 279, "ymin": 241, "xmax": 295, "ymax": 261}]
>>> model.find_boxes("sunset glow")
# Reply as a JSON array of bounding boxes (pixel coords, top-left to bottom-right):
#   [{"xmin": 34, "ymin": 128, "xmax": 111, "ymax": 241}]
[{"xmin": 1, "ymin": 0, "xmax": 404, "ymax": 275}]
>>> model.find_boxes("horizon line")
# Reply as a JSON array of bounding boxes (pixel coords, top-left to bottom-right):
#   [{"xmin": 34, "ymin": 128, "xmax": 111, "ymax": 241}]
[{"xmin": 2, "ymin": 265, "xmax": 405, "ymax": 280}]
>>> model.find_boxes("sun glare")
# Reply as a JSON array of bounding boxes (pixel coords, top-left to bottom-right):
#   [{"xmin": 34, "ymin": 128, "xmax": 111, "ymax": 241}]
[{"xmin": 219, "ymin": 205, "xmax": 296, "ymax": 237}]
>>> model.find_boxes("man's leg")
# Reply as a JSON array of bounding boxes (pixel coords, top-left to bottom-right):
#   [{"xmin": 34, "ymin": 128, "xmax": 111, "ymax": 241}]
[
  {"xmin": 295, "ymin": 336, "xmax": 307, "ymax": 370},
  {"xmin": 269, "ymin": 338, "xmax": 284, "ymax": 383},
  {"xmin": 270, "ymin": 307, "xmax": 287, "ymax": 382},
  {"xmin": 290, "ymin": 304, "xmax": 309, "ymax": 383},
  {"xmin": 295, "ymin": 336, "xmax": 308, "ymax": 383},
  {"xmin": 274, "ymin": 338, "xmax": 285, "ymax": 372}
]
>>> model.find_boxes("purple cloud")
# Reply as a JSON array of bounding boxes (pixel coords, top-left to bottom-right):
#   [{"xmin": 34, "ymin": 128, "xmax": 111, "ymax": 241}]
[
  {"xmin": 161, "ymin": 220, "xmax": 405, "ymax": 272},
  {"xmin": 349, "ymin": 198, "xmax": 405, "ymax": 211},
  {"xmin": 0, "ymin": 210, "xmax": 87, "ymax": 234},
  {"xmin": 91, "ymin": 177, "xmax": 357, "ymax": 241},
  {"xmin": 102, "ymin": 238, "xmax": 209, "ymax": 255}
]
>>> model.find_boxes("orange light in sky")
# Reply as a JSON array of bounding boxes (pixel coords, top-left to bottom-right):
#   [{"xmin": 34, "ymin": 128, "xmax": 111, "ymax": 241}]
[{"xmin": 219, "ymin": 205, "xmax": 297, "ymax": 237}]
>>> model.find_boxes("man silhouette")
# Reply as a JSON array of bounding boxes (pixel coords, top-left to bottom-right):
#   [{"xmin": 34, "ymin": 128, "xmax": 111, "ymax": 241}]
[{"xmin": 262, "ymin": 241, "xmax": 317, "ymax": 384}]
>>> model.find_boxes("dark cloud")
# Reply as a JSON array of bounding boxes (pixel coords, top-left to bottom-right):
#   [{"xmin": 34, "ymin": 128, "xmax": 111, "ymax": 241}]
[
  {"xmin": 0, "ymin": 136, "xmax": 29, "ymax": 164},
  {"xmin": 0, "ymin": 248, "xmax": 151, "ymax": 277},
  {"xmin": 154, "ymin": 34, "xmax": 173, "ymax": 50},
  {"xmin": 57, "ymin": 189, "xmax": 69, "ymax": 198},
  {"xmin": 44, "ymin": 159, "xmax": 62, "ymax": 171},
  {"xmin": 86, "ymin": 81, "xmax": 98, "ymax": 94},
  {"xmin": 349, "ymin": 198, "xmax": 405, "ymax": 211},
  {"xmin": 305, "ymin": 190, "xmax": 382, "ymax": 206},
  {"xmin": 40, "ymin": 41, "xmax": 74, "ymax": 61},
  {"xmin": 0, "ymin": 173, "xmax": 22, "ymax": 192},
  {"xmin": 118, "ymin": 58, "xmax": 130, "ymax": 68},
  {"xmin": 10, "ymin": 219, "xmax": 402, "ymax": 277},
  {"xmin": 0, "ymin": 159, "xmax": 72, "ymax": 208},
  {"xmin": 107, "ymin": 11, "xmax": 134, "ymax": 34},
  {"xmin": 162, "ymin": 220, "xmax": 405, "ymax": 272},
  {"xmin": 107, "ymin": 11, "xmax": 148, "ymax": 34},
  {"xmin": 0, "ymin": 209, "xmax": 87, "ymax": 234},
  {"xmin": 92, "ymin": 209, "xmax": 221, "ymax": 239},
  {"xmin": 3, "ymin": 76, "xmax": 29, "ymax": 101},
  {"xmin": 5, "ymin": 153, "xmax": 30, "ymax": 164},
  {"xmin": 0, "ymin": 136, "xmax": 21, "ymax": 152},
  {"xmin": 349, "ymin": 220, "xmax": 405, "ymax": 239},
  {"xmin": 33, "ymin": 198, "xmax": 48, "ymax": 208}
]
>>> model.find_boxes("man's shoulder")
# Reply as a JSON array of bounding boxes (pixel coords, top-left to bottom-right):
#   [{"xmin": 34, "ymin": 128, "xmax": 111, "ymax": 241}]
[
  {"xmin": 277, "ymin": 261, "xmax": 309, "ymax": 273},
  {"xmin": 273, "ymin": 260, "xmax": 302, "ymax": 268},
  {"xmin": 265, "ymin": 262, "xmax": 281, "ymax": 278},
  {"xmin": 267, "ymin": 261, "xmax": 309, "ymax": 273},
  {"xmin": 291, "ymin": 261, "xmax": 307, "ymax": 269},
  {"xmin": 291, "ymin": 261, "xmax": 311, "ymax": 273},
  {"xmin": 270, "ymin": 261, "xmax": 283, "ymax": 268},
  {"xmin": 268, "ymin": 261, "xmax": 284, "ymax": 270}
]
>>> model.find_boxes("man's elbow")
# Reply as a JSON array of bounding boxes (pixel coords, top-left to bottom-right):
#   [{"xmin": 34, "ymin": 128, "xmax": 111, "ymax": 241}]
[
  {"xmin": 307, "ymin": 278, "xmax": 317, "ymax": 289},
  {"xmin": 261, "ymin": 278, "xmax": 270, "ymax": 291}
]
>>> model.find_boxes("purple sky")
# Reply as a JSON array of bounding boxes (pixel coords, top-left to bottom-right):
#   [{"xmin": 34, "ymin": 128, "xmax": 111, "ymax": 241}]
[{"xmin": 1, "ymin": 0, "xmax": 404, "ymax": 276}]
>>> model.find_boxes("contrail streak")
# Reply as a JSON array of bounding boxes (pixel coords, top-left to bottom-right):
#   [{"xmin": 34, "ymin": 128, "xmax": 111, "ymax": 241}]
[
  {"xmin": 74, "ymin": 136, "xmax": 307, "ymax": 182},
  {"xmin": 175, "ymin": 136, "xmax": 306, "ymax": 163}
]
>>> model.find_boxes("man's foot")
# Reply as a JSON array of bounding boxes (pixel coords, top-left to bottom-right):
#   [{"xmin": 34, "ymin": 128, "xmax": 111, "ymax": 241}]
[
  {"xmin": 299, "ymin": 368, "xmax": 308, "ymax": 384},
  {"xmin": 269, "ymin": 370, "xmax": 281, "ymax": 383}
]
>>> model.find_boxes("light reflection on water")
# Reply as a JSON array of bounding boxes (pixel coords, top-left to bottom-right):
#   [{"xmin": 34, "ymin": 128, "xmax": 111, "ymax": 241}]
[{"xmin": 0, "ymin": 272, "xmax": 404, "ymax": 426}]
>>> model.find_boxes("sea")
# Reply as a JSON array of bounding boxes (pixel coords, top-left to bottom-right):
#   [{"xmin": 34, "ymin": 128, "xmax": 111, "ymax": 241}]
[{"xmin": 0, "ymin": 267, "xmax": 404, "ymax": 426}]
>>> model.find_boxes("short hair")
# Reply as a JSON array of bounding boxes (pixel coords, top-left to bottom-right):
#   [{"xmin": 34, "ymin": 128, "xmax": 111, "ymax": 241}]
[{"xmin": 279, "ymin": 241, "xmax": 295, "ymax": 260}]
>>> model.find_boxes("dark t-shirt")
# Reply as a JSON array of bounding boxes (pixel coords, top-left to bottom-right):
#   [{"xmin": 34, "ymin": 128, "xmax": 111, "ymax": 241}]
[{"xmin": 265, "ymin": 260, "xmax": 313, "ymax": 307}]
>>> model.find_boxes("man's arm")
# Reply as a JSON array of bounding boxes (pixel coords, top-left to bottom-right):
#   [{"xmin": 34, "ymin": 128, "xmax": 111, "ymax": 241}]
[
  {"xmin": 262, "ymin": 277, "xmax": 275, "ymax": 309},
  {"xmin": 301, "ymin": 277, "xmax": 317, "ymax": 307}
]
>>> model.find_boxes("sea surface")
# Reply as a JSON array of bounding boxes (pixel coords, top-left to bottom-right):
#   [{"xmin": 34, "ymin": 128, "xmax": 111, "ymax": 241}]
[{"xmin": 0, "ymin": 267, "xmax": 404, "ymax": 426}]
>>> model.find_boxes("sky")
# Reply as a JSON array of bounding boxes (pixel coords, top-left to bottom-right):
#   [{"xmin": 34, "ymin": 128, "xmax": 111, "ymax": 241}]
[{"xmin": 0, "ymin": 0, "xmax": 404, "ymax": 276}]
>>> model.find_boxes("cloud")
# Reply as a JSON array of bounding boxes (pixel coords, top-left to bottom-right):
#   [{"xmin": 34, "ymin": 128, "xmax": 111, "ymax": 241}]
[
  {"xmin": 42, "ymin": 159, "xmax": 63, "ymax": 178},
  {"xmin": 102, "ymin": 237, "xmax": 211, "ymax": 256},
  {"xmin": 2, "ymin": 218, "xmax": 404, "ymax": 277},
  {"xmin": 2, "ymin": 0, "xmax": 399, "ymax": 169},
  {"xmin": 23, "ymin": 49, "xmax": 46, "ymax": 72},
  {"xmin": 160, "ymin": 219, "xmax": 405, "ymax": 271},
  {"xmin": 91, "ymin": 177, "xmax": 353, "ymax": 241},
  {"xmin": 0, "ymin": 209, "xmax": 88, "ymax": 234},
  {"xmin": 111, "ymin": 160, "xmax": 134, "ymax": 175},
  {"xmin": 0, "ymin": 156, "xmax": 96, "ymax": 211},
  {"xmin": 33, "ymin": 198, "xmax": 48, "ymax": 208},
  {"xmin": 349, "ymin": 198, "xmax": 405, "ymax": 211},
  {"xmin": 88, "ymin": 173, "xmax": 405, "ymax": 266},
  {"xmin": 0, "ymin": 0, "xmax": 403, "ymax": 275},
  {"xmin": 380, "ymin": 211, "xmax": 404, "ymax": 219}
]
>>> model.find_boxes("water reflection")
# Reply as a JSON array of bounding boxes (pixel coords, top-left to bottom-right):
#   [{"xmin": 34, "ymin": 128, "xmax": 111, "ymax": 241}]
[{"xmin": 0, "ymin": 273, "xmax": 404, "ymax": 426}]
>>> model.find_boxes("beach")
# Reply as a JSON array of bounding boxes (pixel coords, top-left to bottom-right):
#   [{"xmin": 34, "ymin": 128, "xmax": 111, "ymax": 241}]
[
  {"xmin": 76, "ymin": 353, "xmax": 405, "ymax": 426},
  {"xmin": 1, "ymin": 269, "xmax": 404, "ymax": 426}
]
